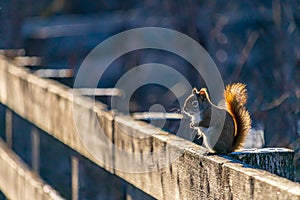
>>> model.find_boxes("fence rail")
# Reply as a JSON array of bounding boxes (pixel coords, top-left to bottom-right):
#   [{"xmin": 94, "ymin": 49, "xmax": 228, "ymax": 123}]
[
  {"xmin": 0, "ymin": 55, "xmax": 300, "ymax": 199},
  {"xmin": 0, "ymin": 138, "xmax": 64, "ymax": 200}
]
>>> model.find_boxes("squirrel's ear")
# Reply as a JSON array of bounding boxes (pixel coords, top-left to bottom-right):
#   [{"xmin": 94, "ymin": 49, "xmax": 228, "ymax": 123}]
[
  {"xmin": 199, "ymin": 89, "xmax": 206, "ymax": 96},
  {"xmin": 199, "ymin": 89, "xmax": 208, "ymax": 100},
  {"xmin": 192, "ymin": 88, "xmax": 199, "ymax": 94}
]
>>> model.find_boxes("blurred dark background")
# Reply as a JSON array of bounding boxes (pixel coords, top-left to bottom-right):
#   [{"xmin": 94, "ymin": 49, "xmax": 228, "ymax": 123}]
[{"xmin": 0, "ymin": 0, "xmax": 299, "ymax": 194}]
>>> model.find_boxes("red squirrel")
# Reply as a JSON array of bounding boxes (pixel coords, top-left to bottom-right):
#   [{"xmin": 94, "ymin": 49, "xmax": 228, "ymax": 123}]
[{"xmin": 183, "ymin": 83, "xmax": 251, "ymax": 153}]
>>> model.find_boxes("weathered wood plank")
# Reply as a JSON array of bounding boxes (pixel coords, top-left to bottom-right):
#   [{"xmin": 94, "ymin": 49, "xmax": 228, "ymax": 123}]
[
  {"xmin": 229, "ymin": 148, "xmax": 295, "ymax": 180},
  {"xmin": 12, "ymin": 56, "xmax": 42, "ymax": 67},
  {"xmin": 0, "ymin": 139, "xmax": 64, "ymax": 200},
  {"xmin": 71, "ymin": 88, "xmax": 122, "ymax": 96},
  {"xmin": 0, "ymin": 56, "xmax": 300, "ymax": 200},
  {"xmin": 71, "ymin": 156, "xmax": 79, "ymax": 200},
  {"xmin": 31, "ymin": 126, "xmax": 40, "ymax": 173},
  {"xmin": 126, "ymin": 183, "xmax": 155, "ymax": 200},
  {"xmin": 5, "ymin": 108, "xmax": 12, "ymax": 147},
  {"xmin": 0, "ymin": 49, "xmax": 25, "ymax": 58},
  {"xmin": 113, "ymin": 115, "xmax": 300, "ymax": 199},
  {"xmin": 131, "ymin": 112, "xmax": 183, "ymax": 120},
  {"xmin": 33, "ymin": 69, "xmax": 73, "ymax": 78},
  {"xmin": 222, "ymin": 160, "xmax": 300, "ymax": 200},
  {"xmin": 0, "ymin": 55, "xmax": 115, "ymax": 173}
]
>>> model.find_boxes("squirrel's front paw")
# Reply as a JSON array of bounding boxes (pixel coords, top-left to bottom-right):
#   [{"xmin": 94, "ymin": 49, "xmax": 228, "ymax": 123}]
[{"xmin": 190, "ymin": 122, "xmax": 195, "ymax": 128}]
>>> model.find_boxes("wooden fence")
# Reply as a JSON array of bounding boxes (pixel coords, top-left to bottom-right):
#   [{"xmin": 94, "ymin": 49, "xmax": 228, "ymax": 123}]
[{"xmin": 0, "ymin": 55, "xmax": 300, "ymax": 199}]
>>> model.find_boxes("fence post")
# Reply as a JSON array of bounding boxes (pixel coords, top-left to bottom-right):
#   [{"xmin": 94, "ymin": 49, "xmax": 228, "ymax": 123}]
[
  {"xmin": 229, "ymin": 148, "xmax": 295, "ymax": 180},
  {"xmin": 5, "ymin": 109, "xmax": 12, "ymax": 148},
  {"xmin": 71, "ymin": 156, "xmax": 79, "ymax": 200},
  {"xmin": 31, "ymin": 127, "xmax": 40, "ymax": 173}
]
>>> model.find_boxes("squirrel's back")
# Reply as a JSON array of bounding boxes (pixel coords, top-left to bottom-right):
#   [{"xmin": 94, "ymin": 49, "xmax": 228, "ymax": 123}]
[{"xmin": 224, "ymin": 83, "xmax": 251, "ymax": 150}]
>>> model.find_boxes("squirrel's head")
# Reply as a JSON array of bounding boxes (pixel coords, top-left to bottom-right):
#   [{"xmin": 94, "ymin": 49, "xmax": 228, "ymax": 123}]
[{"xmin": 183, "ymin": 87, "xmax": 211, "ymax": 118}]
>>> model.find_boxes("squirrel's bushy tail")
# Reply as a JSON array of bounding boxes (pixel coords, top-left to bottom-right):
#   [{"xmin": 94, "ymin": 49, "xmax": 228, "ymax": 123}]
[{"xmin": 224, "ymin": 83, "xmax": 251, "ymax": 150}]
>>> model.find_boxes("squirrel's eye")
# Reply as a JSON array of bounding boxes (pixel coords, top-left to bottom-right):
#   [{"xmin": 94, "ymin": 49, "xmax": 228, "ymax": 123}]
[{"xmin": 192, "ymin": 100, "xmax": 198, "ymax": 108}]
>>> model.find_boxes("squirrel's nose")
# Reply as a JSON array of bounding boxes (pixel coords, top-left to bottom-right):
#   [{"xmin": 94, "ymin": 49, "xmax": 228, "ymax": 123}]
[
  {"xmin": 183, "ymin": 107, "xmax": 189, "ymax": 113},
  {"xmin": 183, "ymin": 107, "xmax": 192, "ymax": 115}
]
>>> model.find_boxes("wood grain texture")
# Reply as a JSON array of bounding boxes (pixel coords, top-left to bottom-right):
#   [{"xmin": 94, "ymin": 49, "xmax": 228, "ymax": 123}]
[
  {"xmin": 229, "ymin": 148, "xmax": 295, "ymax": 180},
  {"xmin": 0, "ymin": 57, "xmax": 300, "ymax": 200},
  {"xmin": 0, "ymin": 139, "xmax": 64, "ymax": 200}
]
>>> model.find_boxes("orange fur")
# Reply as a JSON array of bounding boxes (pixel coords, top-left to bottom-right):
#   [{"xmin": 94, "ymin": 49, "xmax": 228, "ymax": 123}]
[{"xmin": 224, "ymin": 83, "xmax": 251, "ymax": 150}]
